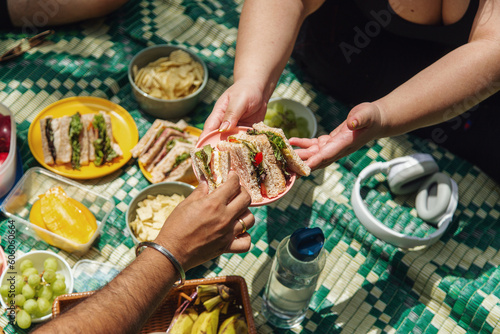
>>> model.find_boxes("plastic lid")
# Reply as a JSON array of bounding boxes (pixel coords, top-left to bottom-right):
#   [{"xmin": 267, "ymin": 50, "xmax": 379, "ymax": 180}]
[{"xmin": 288, "ymin": 227, "xmax": 325, "ymax": 261}]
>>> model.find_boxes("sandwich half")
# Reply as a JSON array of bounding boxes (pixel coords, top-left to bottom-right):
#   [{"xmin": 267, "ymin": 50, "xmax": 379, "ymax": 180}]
[
  {"xmin": 151, "ymin": 141, "xmax": 196, "ymax": 183},
  {"xmin": 237, "ymin": 133, "xmax": 286, "ymax": 198},
  {"xmin": 53, "ymin": 116, "xmax": 72, "ymax": 165},
  {"xmin": 191, "ymin": 145, "xmax": 230, "ymax": 192},
  {"xmin": 130, "ymin": 119, "xmax": 188, "ymax": 160},
  {"xmin": 250, "ymin": 122, "xmax": 311, "ymax": 176},
  {"xmin": 40, "ymin": 116, "xmax": 56, "ymax": 165},
  {"xmin": 89, "ymin": 111, "xmax": 122, "ymax": 166},
  {"xmin": 217, "ymin": 133, "xmax": 287, "ymax": 202},
  {"xmin": 40, "ymin": 116, "xmax": 72, "ymax": 165}
]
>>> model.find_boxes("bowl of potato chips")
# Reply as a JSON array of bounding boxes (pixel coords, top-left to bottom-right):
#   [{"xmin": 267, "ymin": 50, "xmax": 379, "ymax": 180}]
[
  {"xmin": 128, "ymin": 45, "xmax": 208, "ymax": 119},
  {"xmin": 125, "ymin": 181, "xmax": 195, "ymax": 244}
]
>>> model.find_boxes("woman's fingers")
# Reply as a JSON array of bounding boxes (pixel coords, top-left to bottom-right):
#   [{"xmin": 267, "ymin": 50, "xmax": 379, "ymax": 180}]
[{"xmin": 202, "ymin": 93, "xmax": 229, "ymax": 136}]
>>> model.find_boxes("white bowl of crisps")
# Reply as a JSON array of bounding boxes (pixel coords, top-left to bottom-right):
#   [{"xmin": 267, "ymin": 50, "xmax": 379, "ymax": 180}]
[
  {"xmin": 0, "ymin": 250, "xmax": 74, "ymax": 328},
  {"xmin": 193, "ymin": 122, "xmax": 311, "ymax": 207},
  {"xmin": 0, "ymin": 167, "xmax": 114, "ymax": 256},
  {"xmin": 126, "ymin": 181, "xmax": 195, "ymax": 244},
  {"xmin": 128, "ymin": 44, "xmax": 209, "ymax": 120},
  {"xmin": 266, "ymin": 97, "xmax": 317, "ymax": 139}
]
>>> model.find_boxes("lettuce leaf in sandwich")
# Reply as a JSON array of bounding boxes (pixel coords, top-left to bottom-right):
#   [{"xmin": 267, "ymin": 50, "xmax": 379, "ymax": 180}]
[
  {"xmin": 92, "ymin": 113, "xmax": 118, "ymax": 166},
  {"xmin": 69, "ymin": 112, "xmax": 83, "ymax": 170}
]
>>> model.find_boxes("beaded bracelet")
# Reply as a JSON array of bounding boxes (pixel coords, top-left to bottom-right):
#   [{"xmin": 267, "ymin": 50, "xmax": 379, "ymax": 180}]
[{"xmin": 135, "ymin": 241, "xmax": 186, "ymax": 287}]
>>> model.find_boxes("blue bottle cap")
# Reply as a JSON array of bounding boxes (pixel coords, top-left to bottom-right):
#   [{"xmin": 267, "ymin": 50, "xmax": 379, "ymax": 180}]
[{"xmin": 288, "ymin": 227, "xmax": 325, "ymax": 261}]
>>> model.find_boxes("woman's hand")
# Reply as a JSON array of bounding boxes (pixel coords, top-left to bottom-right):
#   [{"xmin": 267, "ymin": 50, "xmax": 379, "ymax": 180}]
[
  {"xmin": 202, "ymin": 79, "xmax": 268, "ymax": 137},
  {"xmin": 154, "ymin": 172, "xmax": 254, "ymax": 271},
  {"xmin": 290, "ymin": 102, "xmax": 384, "ymax": 170}
]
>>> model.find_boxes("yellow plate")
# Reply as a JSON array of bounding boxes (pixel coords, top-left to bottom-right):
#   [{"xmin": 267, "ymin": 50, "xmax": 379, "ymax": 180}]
[
  {"xmin": 139, "ymin": 125, "xmax": 201, "ymax": 185},
  {"xmin": 28, "ymin": 96, "xmax": 139, "ymax": 180}
]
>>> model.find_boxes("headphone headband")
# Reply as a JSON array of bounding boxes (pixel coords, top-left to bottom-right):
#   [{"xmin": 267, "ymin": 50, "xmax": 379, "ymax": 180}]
[{"xmin": 351, "ymin": 154, "xmax": 458, "ymax": 249}]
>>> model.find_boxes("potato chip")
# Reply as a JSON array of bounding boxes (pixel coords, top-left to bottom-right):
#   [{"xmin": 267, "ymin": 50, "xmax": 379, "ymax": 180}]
[{"xmin": 169, "ymin": 49, "xmax": 192, "ymax": 64}]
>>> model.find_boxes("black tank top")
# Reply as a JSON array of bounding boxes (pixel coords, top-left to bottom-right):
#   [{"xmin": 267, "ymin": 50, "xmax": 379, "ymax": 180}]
[{"xmin": 354, "ymin": 0, "xmax": 480, "ymax": 46}]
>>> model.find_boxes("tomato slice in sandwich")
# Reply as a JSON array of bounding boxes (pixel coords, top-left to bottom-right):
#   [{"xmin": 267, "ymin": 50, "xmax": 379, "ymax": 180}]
[
  {"xmin": 260, "ymin": 183, "xmax": 267, "ymax": 197},
  {"xmin": 253, "ymin": 152, "xmax": 263, "ymax": 166}
]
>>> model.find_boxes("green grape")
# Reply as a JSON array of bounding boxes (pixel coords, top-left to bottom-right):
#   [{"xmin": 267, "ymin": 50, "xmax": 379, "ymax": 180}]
[
  {"xmin": 22, "ymin": 267, "xmax": 38, "ymax": 278},
  {"xmin": 23, "ymin": 299, "xmax": 38, "ymax": 315},
  {"xmin": 14, "ymin": 275, "xmax": 24, "ymax": 294},
  {"xmin": 37, "ymin": 297, "xmax": 51, "ymax": 315},
  {"xmin": 273, "ymin": 102, "xmax": 284, "ymax": 114},
  {"xmin": 283, "ymin": 129, "xmax": 291, "ymax": 139},
  {"xmin": 14, "ymin": 294, "xmax": 26, "ymax": 307},
  {"xmin": 16, "ymin": 309, "xmax": 32, "ymax": 329},
  {"xmin": 298, "ymin": 129, "xmax": 310, "ymax": 138},
  {"xmin": 296, "ymin": 117, "xmax": 309, "ymax": 128},
  {"xmin": 289, "ymin": 128, "xmax": 300, "ymax": 138},
  {"xmin": 44, "ymin": 257, "xmax": 58, "ymax": 272},
  {"xmin": 284, "ymin": 109, "xmax": 296, "ymax": 122},
  {"xmin": 43, "ymin": 270, "xmax": 57, "ymax": 284},
  {"xmin": 19, "ymin": 259, "xmax": 34, "ymax": 273},
  {"xmin": 0, "ymin": 284, "xmax": 9, "ymax": 298},
  {"xmin": 296, "ymin": 118, "xmax": 310, "ymax": 138},
  {"xmin": 27, "ymin": 274, "xmax": 41, "ymax": 287},
  {"xmin": 38, "ymin": 285, "xmax": 53, "ymax": 300},
  {"xmin": 55, "ymin": 273, "xmax": 65, "ymax": 282},
  {"xmin": 5, "ymin": 297, "xmax": 14, "ymax": 306},
  {"xmin": 263, "ymin": 119, "xmax": 273, "ymax": 127},
  {"xmin": 22, "ymin": 284, "xmax": 36, "ymax": 300},
  {"xmin": 270, "ymin": 115, "xmax": 283, "ymax": 127},
  {"xmin": 52, "ymin": 279, "xmax": 66, "ymax": 294}
]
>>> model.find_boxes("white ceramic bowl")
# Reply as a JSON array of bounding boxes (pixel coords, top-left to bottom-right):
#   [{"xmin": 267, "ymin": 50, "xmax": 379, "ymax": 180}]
[
  {"xmin": 0, "ymin": 250, "xmax": 74, "ymax": 323},
  {"xmin": 0, "ymin": 103, "xmax": 17, "ymax": 198},
  {"xmin": 126, "ymin": 181, "xmax": 195, "ymax": 243},
  {"xmin": 128, "ymin": 44, "xmax": 209, "ymax": 120},
  {"xmin": 0, "ymin": 167, "xmax": 114, "ymax": 256},
  {"xmin": 267, "ymin": 97, "xmax": 317, "ymax": 139}
]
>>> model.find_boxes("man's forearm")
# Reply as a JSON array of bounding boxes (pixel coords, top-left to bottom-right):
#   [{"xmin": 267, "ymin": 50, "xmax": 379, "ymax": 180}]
[{"xmin": 33, "ymin": 248, "xmax": 178, "ymax": 334}]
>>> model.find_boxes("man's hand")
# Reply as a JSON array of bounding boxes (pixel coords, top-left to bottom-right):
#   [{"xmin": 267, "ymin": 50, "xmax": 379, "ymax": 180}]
[
  {"xmin": 290, "ymin": 102, "xmax": 384, "ymax": 170},
  {"xmin": 154, "ymin": 171, "xmax": 255, "ymax": 271}
]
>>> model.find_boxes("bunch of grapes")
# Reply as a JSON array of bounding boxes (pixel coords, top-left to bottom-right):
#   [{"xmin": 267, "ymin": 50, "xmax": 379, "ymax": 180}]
[
  {"xmin": 0, "ymin": 257, "xmax": 67, "ymax": 329},
  {"xmin": 264, "ymin": 102, "xmax": 311, "ymax": 139}
]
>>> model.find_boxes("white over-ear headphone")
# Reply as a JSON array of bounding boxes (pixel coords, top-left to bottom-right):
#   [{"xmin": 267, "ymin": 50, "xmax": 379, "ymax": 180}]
[{"xmin": 351, "ymin": 153, "xmax": 459, "ymax": 249}]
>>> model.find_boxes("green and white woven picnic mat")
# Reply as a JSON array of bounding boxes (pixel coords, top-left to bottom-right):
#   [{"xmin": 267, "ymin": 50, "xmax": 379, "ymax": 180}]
[{"xmin": 1, "ymin": 0, "xmax": 500, "ymax": 333}]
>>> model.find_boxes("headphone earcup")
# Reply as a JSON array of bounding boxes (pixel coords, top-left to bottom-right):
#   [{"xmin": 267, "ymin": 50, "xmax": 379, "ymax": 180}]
[
  {"xmin": 415, "ymin": 172, "xmax": 453, "ymax": 224},
  {"xmin": 387, "ymin": 154, "xmax": 439, "ymax": 195}
]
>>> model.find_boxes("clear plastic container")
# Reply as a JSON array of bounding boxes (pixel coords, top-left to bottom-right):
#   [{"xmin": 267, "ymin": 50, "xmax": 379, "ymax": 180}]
[
  {"xmin": 0, "ymin": 167, "xmax": 115, "ymax": 255},
  {"xmin": 0, "ymin": 103, "xmax": 17, "ymax": 198}
]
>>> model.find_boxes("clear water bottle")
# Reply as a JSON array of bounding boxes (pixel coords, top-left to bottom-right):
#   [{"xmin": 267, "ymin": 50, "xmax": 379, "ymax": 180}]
[{"xmin": 262, "ymin": 227, "xmax": 326, "ymax": 328}]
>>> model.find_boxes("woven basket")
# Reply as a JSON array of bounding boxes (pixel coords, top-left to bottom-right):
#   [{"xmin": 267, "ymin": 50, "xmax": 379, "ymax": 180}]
[{"xmin": 52, "ymin": 275, "xmax": 256, "ymax": 333}]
